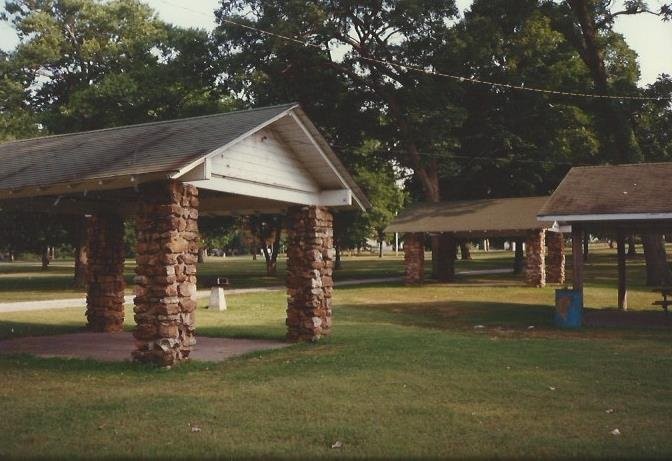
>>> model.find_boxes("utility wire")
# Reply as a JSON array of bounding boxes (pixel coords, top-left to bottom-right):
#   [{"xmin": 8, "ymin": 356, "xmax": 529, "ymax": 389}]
[
  {"xmin": 157, "ymin": 0, "xmax": 670, "ymax": 102},
  {"xmin": 278, "ymin": 137, "xmax": 579, "ymax": 167}
]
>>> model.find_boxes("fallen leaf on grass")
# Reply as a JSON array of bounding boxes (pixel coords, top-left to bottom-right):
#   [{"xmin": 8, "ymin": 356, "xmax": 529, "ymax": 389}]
[
  {"xmin": 473, "ymin": 325, "xmax": 485, "ymax": 329},
  {"xmin": 606, "ymin": 409, "xmax": 615, "ymax": 414},
  {"xmin": 331, "ymin": 441, "xmax": 343, "ymax": 449},
  {"xmin": 191, "ymin": 426, "xmax": 202, "ymax": 433},
  {"xmin": 548, "ymin": 386, "xmax": 556, "ymax": 391},
  {"xmin": 611, "ymin": 428, "xmax": 621, "ymax": 436}
]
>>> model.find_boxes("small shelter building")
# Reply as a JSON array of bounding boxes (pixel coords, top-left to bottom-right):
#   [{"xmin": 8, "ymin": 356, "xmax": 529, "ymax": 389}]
[
  {"xmin": 0, "ymin": 103, "xmax": 369, "ymax": 366},
  {"xmin": 538, "ymin": 162, "xmax": 672, "ymax": 310},
  {"xmin": 386, "ymin": 196, "xmax": 566, "ymax": 287}
]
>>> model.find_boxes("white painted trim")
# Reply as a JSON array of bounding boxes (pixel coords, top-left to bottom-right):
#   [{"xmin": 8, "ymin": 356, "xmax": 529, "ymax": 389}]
[
  {"xmin": 288, "ymin": 111, "xmax": 349, "ymax": 191},
  {"xmin": 548, "ymin": 221, "xmax": 572, "ymax": 233},
  {"xmin": 290, "ymin": 109, "xmax": 366, "ymax": 211},
  {"xmin": 185, "ymin": 176, "xmax": 353, "ymax": 207},
  {"xmin": 170, "ymin": 105, "xmax": 299, "ymax": 180},
  {"xmin": 319, "ymin": 189, "xmax": 352, "ymax": 206},
  {"xmin": 538, "ymin": 213, "xmax": 672, "ymax": 222}
]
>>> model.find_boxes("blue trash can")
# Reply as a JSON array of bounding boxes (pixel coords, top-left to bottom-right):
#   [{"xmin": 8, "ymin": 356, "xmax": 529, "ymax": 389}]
[{"xmin": 555, "ymin": 289, "xmax": 583, "ymax": 329}]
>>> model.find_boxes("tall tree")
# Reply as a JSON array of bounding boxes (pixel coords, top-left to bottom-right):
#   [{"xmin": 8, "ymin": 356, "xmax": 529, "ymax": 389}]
[
  {"xmin": 0, "ymin": 51, "xmax": 40, "ymax": 141},
  {"xmin": 3, "ymin": 0, "xmax": 228, "ymax": 133},
  {"xmin": 2, "ymin": 0, "xmax": 228, "ymax": 280},
  {"xmin": 214, "ymin": 1, "xmax": 472, "ymax": 195},
  {"xmin": 543, "ymin": 0, "xmax": 644, "ymax": 163},
  {"xmin": 450, "ymin": 0, "xmax": 601, "ymax": 199}
]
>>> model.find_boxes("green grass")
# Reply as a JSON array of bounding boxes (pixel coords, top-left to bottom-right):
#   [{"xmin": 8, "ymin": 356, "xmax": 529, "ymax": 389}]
[
  {"xmin": 0, "ymin": 248, "xmax": 671, "ymax": 458},
  {"xmin": 0, "ymin": 250, "xmax": 512, "ymax": 302}
]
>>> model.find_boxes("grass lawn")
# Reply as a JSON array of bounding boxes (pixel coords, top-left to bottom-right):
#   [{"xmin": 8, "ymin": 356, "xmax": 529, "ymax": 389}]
[
  {"xmin": 0, "ymin": 250, "xmax": 511, "ymax": 302},
  {"xmin": 0, "ymin": 248, "xmax": 671, "ymax": 458}
]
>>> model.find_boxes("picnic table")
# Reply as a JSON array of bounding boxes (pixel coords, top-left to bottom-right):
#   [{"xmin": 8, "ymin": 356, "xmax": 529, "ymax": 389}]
[{"xmin": 651, "ymin": 287, "xmax": 672, "ymax": 318}]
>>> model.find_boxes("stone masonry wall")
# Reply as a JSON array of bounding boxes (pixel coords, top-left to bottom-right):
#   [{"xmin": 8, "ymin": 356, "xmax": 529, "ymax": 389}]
[
  {"xmin": 133, "ymin": 181, "xmax": 199, "ymax": 366},
  {"xmin": 525, "ymin": 228, "xmax": 546, "ymax": 288},
  {"xmin": 286, "ymin": 206, "xmax": 334, "ymax": 342},
  {"xmin": 404, "ymin": 233, "xmax": 425, "ymax": 285},
  {"xmin": 546, "ymin": 231, "xmax": 566, "ymax": 284},
  {"xmin": 86, "ymin": 214, "xmax": 126, "ymax": 332}
]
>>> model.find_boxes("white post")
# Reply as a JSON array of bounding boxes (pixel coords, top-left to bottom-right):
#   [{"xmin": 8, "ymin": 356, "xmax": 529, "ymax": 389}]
[
  {"xmin": 395, "ymin": 233, "xmax": 399, "ymax": 256},
  {"xmin": 209, "ymin": 287, "xmax": 227, "ymax": 311}
]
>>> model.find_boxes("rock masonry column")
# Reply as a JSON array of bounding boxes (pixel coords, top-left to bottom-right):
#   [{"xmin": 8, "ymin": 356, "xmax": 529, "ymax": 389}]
[
  {"xmin": 525, "ymin": 228, "xmax": 546, "ymax": 287},
  {"xmin": 404, "ymin": 233, "xmax": 425, "ymax": 285},
  {"xmin": 546, "ymin": 231, "xmax": 566, "ymax": 284},
  {"xmin": 286, "ymin": 205, "xmax": 334, "ymax": 342},
  {"xmin": 86, "ymin": 214, "xmax": 126, "ymax": 332},
  {"xmin": 132, "ymin": 181, "xmax": 199, "ymax": 366}
]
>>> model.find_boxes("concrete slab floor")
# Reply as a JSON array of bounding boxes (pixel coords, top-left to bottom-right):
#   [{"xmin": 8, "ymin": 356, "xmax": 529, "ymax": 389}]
[{"xmin": 0, "ymin": 332, "xmax": 290, "ymax": 362}]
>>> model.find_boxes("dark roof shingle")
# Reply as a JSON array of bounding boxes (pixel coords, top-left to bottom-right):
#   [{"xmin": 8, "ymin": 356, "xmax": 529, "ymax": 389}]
[
  {"xmin": 0, "ymin": 104, "xmax": 296, "ymax": 191},
  {"xmin": 538, "ymin": 163, "xmax": 672, "ymax": 217},
  {"xmin": 386, "ymin": 196, "xmax": 552, "ymax": 234}
]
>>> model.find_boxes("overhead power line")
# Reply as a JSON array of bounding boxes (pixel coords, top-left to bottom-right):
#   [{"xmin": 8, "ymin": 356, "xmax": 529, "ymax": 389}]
[{"xmin": 157, "ymin": 0, "xmax": 670, "ymax": 102}]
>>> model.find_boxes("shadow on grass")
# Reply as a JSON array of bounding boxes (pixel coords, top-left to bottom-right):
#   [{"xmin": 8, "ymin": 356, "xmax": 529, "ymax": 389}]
[
  {"xmin": 339, "ymin": 299, "xmax": 672, "ymax": 342},
  {"xmin": 0, "ymin": 319, "xmax": 85, "ymax": 340}
]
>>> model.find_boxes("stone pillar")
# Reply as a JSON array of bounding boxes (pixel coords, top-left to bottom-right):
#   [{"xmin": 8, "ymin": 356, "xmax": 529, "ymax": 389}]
[
  {"xmin": 436, "ymin": 233, "xmax": 457, "ymax": 282},
  {"xmin": 132, "ymin": 181, "xmax": 199, "ymax": 366},
  {"xmin": 546, "ymin": 231, "xmax": 565, "ymax": 284},
  {"xmin": 86, "ymin": 214, "xmax": 126, "ymax": 332},
  {"xmin": 286, "ymin": 206, "xmax": 334, "ymax": 342},
  {"xmin": 404, "ymin": 233, "xmax": 425, "ymax": 285},
  {"xmin": 525, "ymin": 229, "xmax": 546, "ymax": 287}
]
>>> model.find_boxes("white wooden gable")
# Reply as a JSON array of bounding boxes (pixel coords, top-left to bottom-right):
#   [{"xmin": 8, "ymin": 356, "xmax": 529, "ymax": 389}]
[{"xmin": 175, "ymin": 108, "xmax": 360, "ymax": 212}]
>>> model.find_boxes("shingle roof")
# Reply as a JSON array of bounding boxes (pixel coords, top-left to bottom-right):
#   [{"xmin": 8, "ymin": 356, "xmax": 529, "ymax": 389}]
[
  {"xmin": 0, "ymin": 103, "xmax": 370, "ymax": 212},
  {"xmin": 0, "ymin": 104, "xmax": 298, "ymax": 191},
  {"xmin": 386, "ymin": 196, "xmax": 552, "ymax": 234},
  {"xmin": 538, "ymin": 163, "xmax": 672, "ymax": 218}
]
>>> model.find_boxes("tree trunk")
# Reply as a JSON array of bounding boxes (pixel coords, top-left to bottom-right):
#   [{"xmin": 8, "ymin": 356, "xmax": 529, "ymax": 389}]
[
  {"xmin": 335, "ymin": 243, "xmax": 342, "ymax": 270},
  {"xmin": 627, "ymin": 235, "xmax": 637, "ymax": 257},
  {"xmin": 378, "ymin": 240, "xmax": 383, "ymax": 258},
  {"xmin": 198, "ymin": 247, "xmax": 207, "ymax": 263},
  {"xmin": 269, "ymin": 230, "xmax": 281, "ymax": 276},
  {"xmin": 565, "ymin": 0, "xmax": 642, "ymax": 163},
  {"xmin": 583, "ymin": 231, "xmax": 589, "ymax": 261},
  {"xmin": 642, "ymin": 233, "xmax": 672, "ymax": 286},
  {"xmin": 459, "ymin": 242, "xmax": 472, "ymax": 260},
  {"xmin": 73, "ymin": 217, "xmax": 89, "ymax": 288},
  {"xmin": 41, "ymin": 246, "xmax": 50, "ymax": 270},
  {"xmin": 251, "ymin": 243, "xmax": 258, "ymax": 260},
  {"xmin": 74, "ymin": 243, "xmax": 88, "ymax": 288},
  {"xmin": 513, "ymin": 239, "xmax": 525, "ymax": 274}
]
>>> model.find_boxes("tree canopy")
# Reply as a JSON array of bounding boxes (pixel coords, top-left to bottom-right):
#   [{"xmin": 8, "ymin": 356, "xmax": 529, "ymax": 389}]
[{"xmin": 0, "ymin": 0, "xmax": 671, "ymax": 261}]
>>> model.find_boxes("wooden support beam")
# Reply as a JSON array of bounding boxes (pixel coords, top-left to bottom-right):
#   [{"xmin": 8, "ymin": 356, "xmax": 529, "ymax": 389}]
[
  {"xmin": 572, "ymin": 224, "xmax": 584, "ymax": 293},
  {"xmin": 617, "ymin": 231, "xmax": 628, "ymax": 311}
]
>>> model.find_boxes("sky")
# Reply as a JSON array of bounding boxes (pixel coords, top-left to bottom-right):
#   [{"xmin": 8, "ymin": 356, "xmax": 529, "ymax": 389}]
[{"xmin": 0, "ymin": 0, "xmax": 670, "ymax": 86}]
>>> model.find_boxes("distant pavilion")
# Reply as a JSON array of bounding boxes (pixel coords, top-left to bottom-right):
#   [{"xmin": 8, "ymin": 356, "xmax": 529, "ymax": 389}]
[
  {"xmin": 386, "ymin": 196, "xmax": 566, "ymax": 287},
  {"xmin": 538, "ymin": 162, "xmax": 672, "ymax": 310}
]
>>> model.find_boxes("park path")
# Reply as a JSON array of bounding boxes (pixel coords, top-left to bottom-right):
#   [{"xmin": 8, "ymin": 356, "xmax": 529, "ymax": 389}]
[{"xmin": 0, "ymin": 269, "xmax": 512, "ymax": 313}]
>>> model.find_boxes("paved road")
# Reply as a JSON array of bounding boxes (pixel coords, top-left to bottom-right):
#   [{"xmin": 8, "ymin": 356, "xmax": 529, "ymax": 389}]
[{"xmin": 0, "ymin": 269, "xmax": 512, "ymax": 313}]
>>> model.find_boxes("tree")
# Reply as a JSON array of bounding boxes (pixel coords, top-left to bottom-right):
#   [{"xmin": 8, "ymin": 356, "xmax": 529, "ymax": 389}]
[
  {"xmin": 0, "ymin": 51, "xmax": 40, "ymax": 141},
  {"xmin": 243, "ymin": 215, "xmax": 284, "ymax": 276},
  {"xmin": 2, "ymin": 0, "xmax": 229, "ymax": 281},
  {"xmin": 353, "ymin": 167, "xmax": 406, "ymax": 258},
  {"xmin": 214, "ymin": 0, "xmax": 467, "ymax": 275},
  {"xmin": 3, "ymin": 0, "xmax": 228, "ymax": 134},
  {"xmin": 450, "ymin": 0, "xmax": 601, "ymax": 199},
  {"xmin": 542, "ymin": 0, "xmax": 645, "ymax": 164},
  {"xmin": 199, "ymin": 216, "xmax": 238, "ymax": 261}
]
